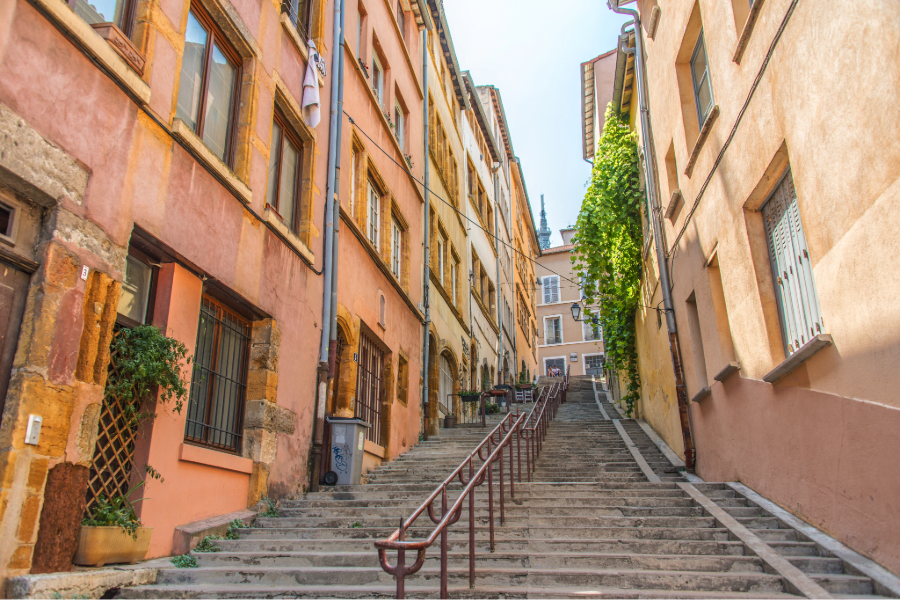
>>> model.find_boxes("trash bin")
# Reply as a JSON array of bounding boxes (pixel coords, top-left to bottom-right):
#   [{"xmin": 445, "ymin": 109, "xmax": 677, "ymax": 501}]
[{"xmin": 325, "ymin": 417, "xmax": 371, "ymax": 486}]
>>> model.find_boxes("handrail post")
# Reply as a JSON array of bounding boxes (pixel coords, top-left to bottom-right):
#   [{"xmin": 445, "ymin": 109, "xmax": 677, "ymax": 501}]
[
  {"xmin": 468, "ymin": 460, "xmax": 475, "ymax": 589},
  {"xmin": 516, "ymin": 422, "xmax": 522, "ymax": 482},
  {"xmin": 487, "ymin": 438, "xmax": 495, "ymax": 552},
  {"xmin": 397, "ymin": 519, "xmax": 406, "ymax": 600},
  {"xmin": 499, "ymin": 436, "xmax": 505, "ymax": 525},
  {"xmin": 440, "ymin": 489, "xmax": 448, "ymax": 599},
  {"xmin": 481, "ymin": 394, "xmax": 486, "ymax": 428}
]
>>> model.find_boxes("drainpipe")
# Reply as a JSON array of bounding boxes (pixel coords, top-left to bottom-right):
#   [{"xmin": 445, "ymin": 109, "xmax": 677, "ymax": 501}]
[
  {"xmin": 608, "ymin": 1, "xmax": 696, "ymax": 470},
  {"xmin": 493, "ymin": 164, "xmax": 502, "ymax": 384},
  {"xmin": 327, "ymin": 0, "xmax": 346, "ymax": 415},
  {"xmin": 421, "ymin": 28, "xmax": 433, "ymax": 438},
  {"xmin": 312, "ymin": 0, "xmax": 345, "ymax": 492}
]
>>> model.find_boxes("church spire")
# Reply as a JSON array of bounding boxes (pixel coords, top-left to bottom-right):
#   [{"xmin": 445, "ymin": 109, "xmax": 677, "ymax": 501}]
[{"xmin": 538, "ymin": 194, "xmax": 551, "ymax": 250}]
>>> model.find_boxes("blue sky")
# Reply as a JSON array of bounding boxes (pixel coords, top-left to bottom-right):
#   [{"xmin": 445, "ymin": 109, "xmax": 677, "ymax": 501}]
[{"xmin": 442, "ymin": 1, "xmax": 629, "ymax": 247}]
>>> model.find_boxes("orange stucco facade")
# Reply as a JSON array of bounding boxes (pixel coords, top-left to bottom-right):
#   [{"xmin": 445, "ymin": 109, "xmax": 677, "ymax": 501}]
[{"xmin": 594, "ymin": 0, "xmax": 900, "ymax": 574}]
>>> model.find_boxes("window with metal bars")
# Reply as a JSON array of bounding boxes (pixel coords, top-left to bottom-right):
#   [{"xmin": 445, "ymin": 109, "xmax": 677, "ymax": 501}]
[
  {"xmin": 762, "ymin": 169, "xmax": 824, "ymax": 355},
  {"xmin": 354, "ymin": 330, "xmax": 384, "ymax": 446},
  {"xmin": 185, "ymin": 296, "xmax": 251, "ymax": 453}
]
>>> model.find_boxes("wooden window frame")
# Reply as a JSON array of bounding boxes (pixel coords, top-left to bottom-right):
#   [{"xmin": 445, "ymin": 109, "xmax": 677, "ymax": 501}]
[
  {"xmin": 390, "ymin": 215, "xmax": 402, "ymax": 279},
  {"xmin": 66, "ymin": 0, "xmax": 137, "ymax": 38},
  {"xmin": 115, "ymin": 247, "xmax": 158, "ymax": 329},
  {"xmin": 367, "ymin": 178, "xmax": 381, "ymax": 247},
  {"xmin": 266, "ymin": 108, "xmax": 306, "ymax": 233},
  {"xmin": 179, "ymin": 3, "xmax": 243, "ymax": 168}
]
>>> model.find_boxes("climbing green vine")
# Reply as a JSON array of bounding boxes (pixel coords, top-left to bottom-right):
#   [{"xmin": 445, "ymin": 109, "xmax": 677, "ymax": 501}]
[{"xmin": 572, "ymin": 106, "xmax": 644, "ymax": 416}]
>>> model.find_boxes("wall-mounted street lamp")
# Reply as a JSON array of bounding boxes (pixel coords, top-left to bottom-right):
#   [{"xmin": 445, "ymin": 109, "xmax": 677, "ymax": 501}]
[{"xmin": 571, "ymin": 302, "xmax": 599, "ymax": 325}]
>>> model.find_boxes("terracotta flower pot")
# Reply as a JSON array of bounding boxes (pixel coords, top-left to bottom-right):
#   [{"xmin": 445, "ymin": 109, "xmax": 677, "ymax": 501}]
[{"xmin": 73, "ymin": 526, "xmax": 153, "ymax": 567}]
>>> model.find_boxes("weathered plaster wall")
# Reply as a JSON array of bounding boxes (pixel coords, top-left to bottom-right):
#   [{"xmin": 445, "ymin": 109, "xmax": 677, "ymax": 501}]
[
  {"xmin": 638, "ymin": 0, "xmax": 900, "ymax": 572},
  {"xmin": 0, "ymin": 0, "xmax": 329, "ymax": 576}
]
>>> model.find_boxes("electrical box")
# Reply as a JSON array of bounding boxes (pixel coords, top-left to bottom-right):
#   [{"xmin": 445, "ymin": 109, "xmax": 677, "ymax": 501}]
[{"xmin": 25, "ymin": 415, "xmax": 42, "ymax": 445}]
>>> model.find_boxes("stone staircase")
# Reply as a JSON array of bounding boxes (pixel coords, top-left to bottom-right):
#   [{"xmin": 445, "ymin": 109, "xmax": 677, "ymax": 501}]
[{"xmin": 120, "ymin": 377, "xmax": 897, "ymax": 598}]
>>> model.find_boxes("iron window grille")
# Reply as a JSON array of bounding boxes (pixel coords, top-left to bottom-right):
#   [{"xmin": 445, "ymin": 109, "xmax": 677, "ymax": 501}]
[
  {"xmin": 690, "ymin": 30, "xmax": 714, "ymax": 127},
  {"xmin": 185, "ymin": 296, "xmax": 251, "ymax": 453},
  {"xmin": 355, "ymin": 330, "xmax": 384, "ymax": 446}
]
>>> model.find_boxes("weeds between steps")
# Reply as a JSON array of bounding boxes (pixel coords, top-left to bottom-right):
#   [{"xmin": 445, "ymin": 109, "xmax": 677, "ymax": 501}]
[{"xmin": 170, "ymin": 554, "xmax": 199, "ymax": 568}]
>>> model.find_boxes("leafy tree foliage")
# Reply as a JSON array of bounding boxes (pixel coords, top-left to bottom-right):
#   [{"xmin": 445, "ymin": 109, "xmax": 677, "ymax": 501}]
[{"xmin": 572, "ymin": 106, "xmax": 644, "ymax": 415}]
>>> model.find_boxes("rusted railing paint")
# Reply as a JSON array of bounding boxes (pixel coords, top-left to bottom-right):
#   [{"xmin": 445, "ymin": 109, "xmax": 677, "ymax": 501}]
[{"xmin": 375, "ymin": 376, "xmax": 569, "ymax": 599}]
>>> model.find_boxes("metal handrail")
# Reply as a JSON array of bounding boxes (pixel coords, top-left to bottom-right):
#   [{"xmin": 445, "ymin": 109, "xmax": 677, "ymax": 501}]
[{"xmin": 375, "ymin": 377, "xmax": 570, "ymax": 598}]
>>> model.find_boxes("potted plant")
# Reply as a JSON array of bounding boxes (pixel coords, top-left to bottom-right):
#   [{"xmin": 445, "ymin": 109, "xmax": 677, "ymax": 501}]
[
  {"xmin": 443, "ymin": 413, "xmax": 457, "ymax": 428},
  {"xmin": 458, "ymin": 388, "xmax": 481, "ymax": 402},
  {"xmin": 516, "ymin": 371, "xmax": 531, "ymax": 390},
  {"xmin": 75, "ymin": 482, "xmax": 152, "ymax": 567}
]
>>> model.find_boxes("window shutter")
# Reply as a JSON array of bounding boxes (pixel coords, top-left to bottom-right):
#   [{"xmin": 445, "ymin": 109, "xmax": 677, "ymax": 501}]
[
  {"xmin": 550, "ymin": 276, "xmax": 559, "ymax": 303},
  {"xmin": 762, "ymin": 170, "xmax": 823, "ymax": 354}
]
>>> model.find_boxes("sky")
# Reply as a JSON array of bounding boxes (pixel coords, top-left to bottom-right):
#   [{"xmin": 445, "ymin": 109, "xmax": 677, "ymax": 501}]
[{"xmin": 442, "ymin": 0, "xmax": 629, "ymax": 247}]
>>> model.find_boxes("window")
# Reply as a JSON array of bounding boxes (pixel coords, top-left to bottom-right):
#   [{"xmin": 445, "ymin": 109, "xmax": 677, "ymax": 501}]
[
  {"xmin": 585, "ymin": 355, "xmax": 604, "ymax": 376},
  {"xmin": 185, "ymin": 296, "xmax": 250, "ymax": 453},
  {"xmin": 372, "ymin": 54, "xmax": 384, "ymax": 106},
  {"xmin": 0, "ymin": 202, "xmax": 14, "ymax": 241},
  {"xmin": 379, "ymin": 294, "xmax": 386, "ymax": 327},
  {"xmin": 450, "ymin": 257, "xmax": 458, "ymax": 305},
  {"xmin": 544, "ymin": 357, "xmax": 565, "ymax": 375},
  {"xmin": 690, "ymin": 30, "xmax": 714, "ymax": 127},
  {"xmin": 438, "ymin": 354, "xmax": 453, "ymax": 414},
  {"xmin": 286, "ymin": 0, "xmax": 312, "ymax": 41},
  {"xmin": 350, "ymin": 149, "xmax": 358, "ymax": 215},
  {"xmin": 394, "ymin": 102, "xmax": 405, "ymax": 149},
  {"xmin": 583, "ymin": 319, "xmax": 602, "ymax": 342},
  {"xmin": 68, "ymin": 0, "xmax": 135, "ymax": 37},
  {"xmin": 545, "ymin": 317, "xmax": 562, "ymax": 345},
  {"xmin": 367, "ymin": 181, "xmax": 380, "ymax": 246},
  {"xmin": 117, "ymin": 255, "xmax": 153, "ymax": 325},
  {"xmin": 355, "ymin": 330, "xmax": 385, "ymax": 445},
  {"xmin": 397, "ymin": 354, "xmax": 409, "ymax": 405},
  {"xmin": 356, "ymin": 5, "xmax": 364, "ymax": 57},
  {"xmin": 396, "ymin": 1, "xmax": 405, "ymax": 39},
  {"xmin": 176, "ymin": 6, "xmax": 241, "ymax": 165},
  {"xmin": 266, "ymin": 111, "xmax": 304, "ymax": 231},
  {"xmin": 390, "ymin": 217, "xmax": 402, "ymax": 278},
  {"xmin": 436, "ymin": 235, "xmax": 446, "ymax": 285},
  {"xmin": 542, "ymin": 275, "xmax": 560, "ymax": 304},
  {"xmin": 762, "ymin": 169, "xmax": 824, "ymax": 355}
]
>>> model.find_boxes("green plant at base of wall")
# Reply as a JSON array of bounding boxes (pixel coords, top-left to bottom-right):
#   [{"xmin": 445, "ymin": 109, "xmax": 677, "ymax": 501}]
[
  {"xmin": 572, "ymin": 106, "xmax": 644, "ymax": 417},
  {"xmin": 105, "ymin": 325, "xmax": 191, "ymax": 428},
  {"xmin": 171, "ymin": 554, "xmax": 199, "ymax": 568},
  {"xmin": 193, "ymin": 535, "xmax": 223, "ymax": 552},
  {"xmin": 260, "ymin": 497, "xmax": 279, "ymax": 518}
]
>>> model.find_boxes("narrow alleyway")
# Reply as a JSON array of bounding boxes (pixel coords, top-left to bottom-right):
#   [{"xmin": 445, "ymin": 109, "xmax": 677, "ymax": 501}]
[{"xmin": 121, "ymin": 378, "xmax": 896, "ymax": 598}]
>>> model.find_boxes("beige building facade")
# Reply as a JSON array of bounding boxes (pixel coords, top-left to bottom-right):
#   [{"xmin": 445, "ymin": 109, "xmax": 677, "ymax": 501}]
[
  {"xmin": 535, "ymin": 229, "xmax": 605, "ymax": 377},
  {"xmin": 597, "ymin": 0, "xmax": 900, "ymax": 574}
]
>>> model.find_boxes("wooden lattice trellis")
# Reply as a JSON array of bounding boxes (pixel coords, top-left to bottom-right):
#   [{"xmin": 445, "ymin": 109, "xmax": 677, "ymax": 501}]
[{"xmin": 85, "ymin": 326, "xmax": 140, "ymax": 515}]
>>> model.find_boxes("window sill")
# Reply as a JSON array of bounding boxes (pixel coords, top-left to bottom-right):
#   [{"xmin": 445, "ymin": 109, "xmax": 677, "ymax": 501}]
[
  {"xmin": 180, "ymin": 443, "xmax": 253, "ymax": 474},
  {"xmin": 364, "ymin": 439, "xmax": 385, "ymax": 458},
  {"xmin": 279, "ymin": 13, "xmax": 324, "ymax": 88},
  {"xmin": 763, "ymin": 334, "xmax": 833, "ymax": 384},
  {"xmin": 33, "ymin": 0, "xmax": 150, "ymax": 104},
  {"xmin": 665, "ymin": 189, "xmax": 683, "ymax": 220},
  {"xmin": 171, "ymin": 119, "xmax": 252, "ymax": 204},
  {"xmin": 262, "ymin": 206, "xmax": 315, "ymax": 264},
  {"xmin": 690, "ymin": 386, "xmax": 711, "ymax": 403},
  {"xmin": 684, "ymin": 105, "xmax": 720, "ymax": 178},
  {"xmin": 713, "ymin": 361, "xmax": 741, "ymax": 382},
  {"xmin": 733, "ymin": 0, "xmax": 766, "ymax": 64}
]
